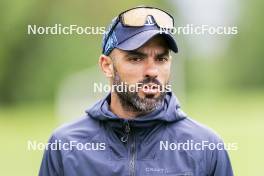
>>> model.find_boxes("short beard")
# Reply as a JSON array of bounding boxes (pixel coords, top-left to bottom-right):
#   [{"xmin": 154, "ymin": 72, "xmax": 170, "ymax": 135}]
[{"xmin": 112, "ymin": 66, "xmax": 167, "ymax": 115}]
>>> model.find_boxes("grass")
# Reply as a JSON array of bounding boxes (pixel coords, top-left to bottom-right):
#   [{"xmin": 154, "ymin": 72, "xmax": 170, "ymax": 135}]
[
  {"xmin": 0, "ymin": 104, "xmax": 57, "ymax": 176},
  {"xmin": 185, "ymin": 90, "xmax": 264, "ymax": 176},
  {"xmin": 0, "ymin": 90, "xmax": 263, "ymax": 175}
]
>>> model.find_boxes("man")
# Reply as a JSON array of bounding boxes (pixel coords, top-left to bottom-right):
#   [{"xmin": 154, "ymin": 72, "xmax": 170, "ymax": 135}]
[{"xmin": 39, "ymin": 6, "xmax": 233, "ymax": 176}]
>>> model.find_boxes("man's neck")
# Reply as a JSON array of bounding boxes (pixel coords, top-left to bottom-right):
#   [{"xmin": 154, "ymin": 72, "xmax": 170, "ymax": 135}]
[{"xmin": 109, "ymin": 93, "xmax": 140, "ymax": 119}]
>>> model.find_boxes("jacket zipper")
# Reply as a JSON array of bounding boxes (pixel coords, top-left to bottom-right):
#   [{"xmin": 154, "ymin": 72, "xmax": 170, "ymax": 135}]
[
  {"xmin": 129, "ymin": 133, "xmax": 136, "ymax": 176},
  {"xmin": 121, "ymin": 120, "xmax": 130, "ymax": 143},
  {"xmin": 121, "ymin": 121, "xmax": 136, "ymax": 176}
]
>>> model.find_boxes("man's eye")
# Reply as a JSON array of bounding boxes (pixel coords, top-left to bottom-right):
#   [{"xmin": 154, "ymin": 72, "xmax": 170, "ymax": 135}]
[
  {"xmin": 156, "ymin": 57, "xmax": 168, "ymax": 62},
  {"xmin": 129, "ymin": 57, "xmax": 143, "ymax": 62}
]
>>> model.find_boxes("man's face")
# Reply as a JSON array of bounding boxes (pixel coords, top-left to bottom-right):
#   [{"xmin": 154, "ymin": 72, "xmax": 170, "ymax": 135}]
[{"xmin": 109, "ymin": 35, "xmax": 172, "ymax": 113}]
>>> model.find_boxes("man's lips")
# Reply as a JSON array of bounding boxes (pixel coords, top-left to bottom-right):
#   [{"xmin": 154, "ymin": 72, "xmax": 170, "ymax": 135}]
[{"xmin": 141, "ymin": 83, "xmax": 159, "ymax": 94}]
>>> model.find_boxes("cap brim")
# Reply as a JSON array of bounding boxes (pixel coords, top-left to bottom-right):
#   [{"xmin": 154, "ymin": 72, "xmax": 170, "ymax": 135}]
[{"xmin": 116, "ymin": 30, "xmax": 178, "ymax": 53}]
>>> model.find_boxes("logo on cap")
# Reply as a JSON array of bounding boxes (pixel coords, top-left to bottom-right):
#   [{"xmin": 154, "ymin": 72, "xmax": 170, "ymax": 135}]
[{"xmin": 144, "ymin": 16, "xmax": 156, "ymax": 26}]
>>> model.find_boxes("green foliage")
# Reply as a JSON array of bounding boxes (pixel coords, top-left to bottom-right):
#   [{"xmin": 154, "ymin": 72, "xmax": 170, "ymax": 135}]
[
  {"xmin": 224, "ymin": 0, "xmax": 264, "ymax": 88},
  {"xmin": 0, "ymin": 0, "xmax": 170, "ymax": 104}
]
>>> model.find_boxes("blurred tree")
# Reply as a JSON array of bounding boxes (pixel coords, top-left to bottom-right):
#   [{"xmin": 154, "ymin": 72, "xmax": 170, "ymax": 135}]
[
  {"xmin": 224, "ymin": 0, "xmax": 264, "ymax": 89},
  {"xmin": 0, "ymin": 0, "xmax": 170, "ymax": 105}
]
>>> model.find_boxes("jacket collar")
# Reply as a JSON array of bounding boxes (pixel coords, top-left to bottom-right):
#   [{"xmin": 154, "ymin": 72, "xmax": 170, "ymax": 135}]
[{"xmin": 86, "ymin": 92, "xmax": 186, "ymax": 125}]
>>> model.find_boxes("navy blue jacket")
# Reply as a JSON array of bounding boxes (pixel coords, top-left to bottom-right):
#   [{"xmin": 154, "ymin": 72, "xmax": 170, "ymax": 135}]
[{"xmin": 39, "ymin": 92, "xmax": 233, "ymax": 176}]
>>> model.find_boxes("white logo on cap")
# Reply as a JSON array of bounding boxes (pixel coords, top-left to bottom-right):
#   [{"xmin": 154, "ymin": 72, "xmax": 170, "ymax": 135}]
[{"xmin": 144, "ymin": 16, "xmax": 155, "ymax": 26}]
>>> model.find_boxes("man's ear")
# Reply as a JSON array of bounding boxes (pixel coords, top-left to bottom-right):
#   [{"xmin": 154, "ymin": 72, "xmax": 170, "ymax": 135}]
[{"xmin": 99, "ymin": 54, "xmax": 114, "ymax": 78}]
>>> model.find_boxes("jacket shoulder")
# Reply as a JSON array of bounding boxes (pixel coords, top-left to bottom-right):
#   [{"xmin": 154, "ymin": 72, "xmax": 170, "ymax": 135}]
[
  {"xmin": 51, "ymin": 115, "xmax": 101, "ymax": 142},
  {"xmin": 168, "ymin": 117, "xmax": 223, "ymax": 143}
]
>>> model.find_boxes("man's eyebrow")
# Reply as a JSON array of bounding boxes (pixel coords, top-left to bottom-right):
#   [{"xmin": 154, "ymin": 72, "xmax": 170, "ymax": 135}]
[
  {"xmin": 125, "ymin": 51, "xmax": 148, "ymax": 57},
  {"xmin": 125, "ymin": 50, "xmax": 170, "ymax": 58},
  {"xmin": 156, "ymin": 50, "xmax": 170, "ymax": 58}
]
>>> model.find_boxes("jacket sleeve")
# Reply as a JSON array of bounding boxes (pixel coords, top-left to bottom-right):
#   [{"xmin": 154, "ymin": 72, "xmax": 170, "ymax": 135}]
[
  {"xmin": 208, "ymin": 139, "xmax": 234, "ymax": 176},
  {"xmin": 39, "ymin": 135, "xmax": 63, "ymax": 176}
]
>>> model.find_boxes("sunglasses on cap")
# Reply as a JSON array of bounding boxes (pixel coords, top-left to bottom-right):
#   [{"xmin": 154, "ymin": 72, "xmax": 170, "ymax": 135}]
[{"xmin": 103, "ymin": 6, "xmax": 175, "ymax": 52}]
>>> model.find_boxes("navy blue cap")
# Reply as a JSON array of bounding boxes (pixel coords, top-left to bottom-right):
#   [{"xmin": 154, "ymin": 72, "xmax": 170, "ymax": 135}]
[{"xmin": 102, "ymin": 16, "xmax": 178, "ymax": 55}]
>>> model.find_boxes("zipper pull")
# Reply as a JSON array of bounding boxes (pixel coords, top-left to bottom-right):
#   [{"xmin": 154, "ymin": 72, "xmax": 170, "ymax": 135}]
[{"xmin": 121, "ymin": 120, "xmax": 130, "ymax": 143}]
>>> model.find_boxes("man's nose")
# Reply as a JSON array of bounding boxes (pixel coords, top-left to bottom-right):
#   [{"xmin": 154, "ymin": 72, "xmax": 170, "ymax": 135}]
[{"xmin": 143, "ymin": 58, "xmax": 158, "ymax": 78}]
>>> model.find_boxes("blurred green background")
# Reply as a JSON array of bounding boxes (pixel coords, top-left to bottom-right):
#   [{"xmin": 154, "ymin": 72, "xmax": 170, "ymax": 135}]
[{"xmin": 0, "ymin": 0, "xmax": 263, "ymax": 175}]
